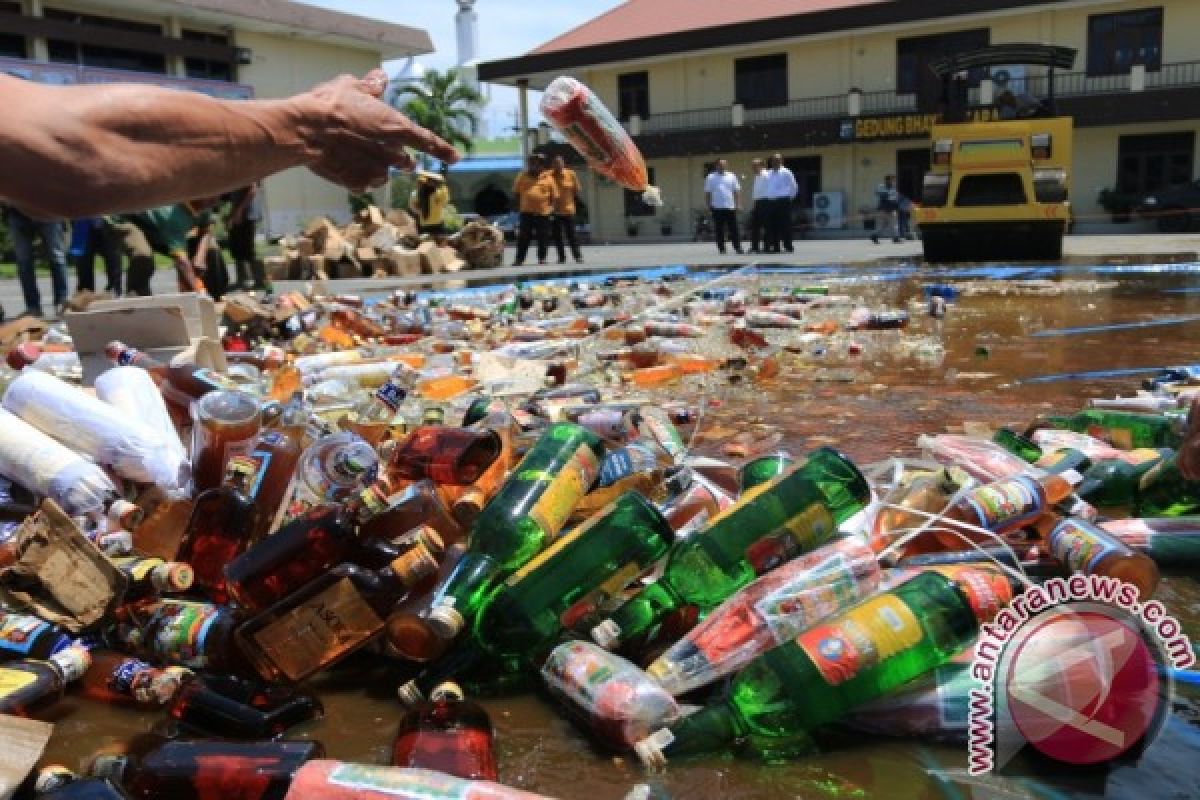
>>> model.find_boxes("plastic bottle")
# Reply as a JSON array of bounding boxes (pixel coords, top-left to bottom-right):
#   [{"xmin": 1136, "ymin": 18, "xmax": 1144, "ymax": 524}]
[
  {"xmin": 1028, "ymin": 408, "xmax": 1184, "ymax": 450},
  {"xmin": 646, "ymin": 537, "xmax": 882, "ymax": 696},
  {"xmin": 0, "ymin": 611, "xmax": 74, "ymax": 662},
  {"xmin": 189, "ymin": 390, "xmax": 263, "ymax": 493},
  {"xmin": 235, "ymin": 543, "xmax": 440, "ymax": 683},
  {"xmin": 541, "ymin": 641, "xmax": 681, "ymax": 750},
  {"xmin": 635, "ymin": 569, "xmax": 1009, "ymax": 765},
  {"xmin": 168, "ymin": 673, "xmax": 324, "ymax": 739},
  {"xmin": 79, "ymin": 650, "xmax": 187, "ymax": 707},
  {"xmin": 94, "ymin": 366, "xmax": 188, "ymax": 486},
  {"xmin": 0, "ymin": 407, "xmax": 117, "ymax": 516},
  {"xmin": 1045, "ymin": 517, "xmax": 1160, "ymax": 600},
  {"xmin": 392, "ymin": 682, "xmax": 498, "ymax": 780},
  {"xmin": 282, "ymin": 761, "xmax": 556, "ymax": 800},
  {"xmin": 591, "ymin": 448, "xmax": 870, "ymax": 652},
  {"xmin": 424, "ymin": 423, "xmax": 603, "ymax": 643},
  {"xmin": 0, "ymin": 646, "xmax": 90, "ymax": 715}
]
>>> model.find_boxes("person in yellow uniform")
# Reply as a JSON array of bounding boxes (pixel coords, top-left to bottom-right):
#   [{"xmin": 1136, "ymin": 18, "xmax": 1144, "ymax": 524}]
[
  {"xmin": 512, "ymin": 154, "xmax": 558, "ymax": 266},
  {"xmin": 548, "ymin": 155, "xmax": 583, "ymax": 264},
  {"xmin": 409, "ymin": 171, "xmax": 451, "ymax": 236}
]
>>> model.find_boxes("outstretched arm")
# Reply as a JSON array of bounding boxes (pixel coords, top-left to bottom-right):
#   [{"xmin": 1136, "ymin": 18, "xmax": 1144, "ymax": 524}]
[{"xmin": 0, "ymin": 69, "xmax": 459, "ymax": 219}]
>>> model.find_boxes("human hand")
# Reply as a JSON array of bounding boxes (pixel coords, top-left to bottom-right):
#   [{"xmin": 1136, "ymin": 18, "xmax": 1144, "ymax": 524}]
[
  {"xmin": 1178, "ymin": 396, "xmax": 1200, "ymax": 480},
  {"xmin": 295, "ymin": 69, "xmax": 461, "ymax": 191}
]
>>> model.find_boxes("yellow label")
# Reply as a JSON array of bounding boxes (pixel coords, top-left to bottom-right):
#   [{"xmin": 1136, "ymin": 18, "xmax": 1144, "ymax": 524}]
[
  {"xmin": 526, "ymin": 445, "xmax": 601, "ymax": 537},
  {"xmin": 506, "ymin": 495, "xmax": 615, "ymax": 587},
  {"xmin": 113, "ymin": 556, "xmax": 164, "ymax": 582},
  {"xmin": 702, "ymin": 477, "xmax": 776, "ymax": 531},
  {"xmin": 781, "ymin": 503, "xmax": 837, "ymax": 550},
  {"xmin": 796, "ymin": 594, "xmax": 922, "ymax": 685},
  {"xmin": 0, "ymin": 668, "xmax": 38, "ymax": 695},
  {"xmin": 251, "ymin": 578, "xmax": 383, "ymax": 682}
]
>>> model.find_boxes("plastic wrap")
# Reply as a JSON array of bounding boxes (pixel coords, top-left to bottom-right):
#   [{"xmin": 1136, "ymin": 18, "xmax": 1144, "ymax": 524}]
[
  {"xmin": 0, "ymin": 407, "xmax": 116, "ymax": 516},
  {"xmin": 918, "ymin": 434, "xmax": 1042, "ymax": 484},
  {"xmin": 2, "ymin": 369, "xmax": 180, "ymax": 488},
  {"xmin": 94, "ymin": 367, "xmax": 189, "ymax": 488},
  {"xmin": 541, "ymin": 640, "xmax": 680, "ymax": 750},
  {"xmin": 540, "ymin": 76, "xmax": 661, "ymax": 205}
]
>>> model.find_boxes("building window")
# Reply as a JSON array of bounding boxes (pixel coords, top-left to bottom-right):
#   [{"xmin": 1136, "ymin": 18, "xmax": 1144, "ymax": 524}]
[
  {"xmin": 735, "ymin": 54, "xmax": 787, "ymax": 110},
  {"xmin": 896, "ymin": 29, "xmax": 990, "ymax": 95},
  {"xmin": 617, "ymin": 71, "xmax": 648, "ymax": 121},
  {"xmin": 785, "ymin": 156, "xmax": 821, "ymax": 209},
  {"xmin": 1087, "ymin": 8, "xmax": 1162, "ymax": 76},
  {"xmin": 1117, "ymin": 132, "xmax": 1193, "ymax": 196},
  {"xmin": 0, "ymin": 1, "xmax": 24, "ymax": 59},
  {"xmin": 182, "ymin": 29, "xmax": 233, "ymax": 81},
  {"xmin": 624, "ymin": 167, "xmax": 656, "ymax": 218},
  {"xmin": 44, "ymin": 8, "xmax": 166, "ymax": 74}
]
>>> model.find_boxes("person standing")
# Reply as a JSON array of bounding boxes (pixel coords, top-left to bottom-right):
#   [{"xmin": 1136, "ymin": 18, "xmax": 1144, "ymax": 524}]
[
  {"xmin": 747, "ymin": 158, "xmax": 769, "ymax": 254},
  {"xmin": 112, "ymin": 199, "xmax": 220, "ymax": 296},
  {"xmin": 69, "ymin": 217, "xmax": 123, "ymax": 296},
  {"xmin": 764, "ymin": 154, "xmax": 799, "ymax": 253},
  {"xmin": 512, "ymin": 154, "xmax": 557, "ymax": 266},
  {"xmin": 548, "ymin": 155, "xmax": 583, "ymax": 265},
  {"xmin": 225, "ymin": 183, "xmax": 267, "ymax": 290},
  {"xmin": 703, "ymin": 159, "xmax": 742, "ymax": 255},
  {"xmin": 871, "ymin": 174, "xmax": 902, "ymax": 244},
  {"xmin": 3, "ymin": 205, "xmax": 68, "ymax": 317},
  {"xmin": 409, "ymin": 171, "xmax": 451, "ymax": 237}
]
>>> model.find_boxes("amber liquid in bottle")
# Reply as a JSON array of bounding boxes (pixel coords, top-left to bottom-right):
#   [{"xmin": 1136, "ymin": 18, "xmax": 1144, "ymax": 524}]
[
  {"xmin": 391, "ymin": 682, "xmax": 499, "ymax": 781},
  {"xmin": 190, "ymin": 391, "xmax": 262, "ymax": 493},
  {"xmin": 382, "ymin": 426, "xmax": 502, "ymax": 486}
]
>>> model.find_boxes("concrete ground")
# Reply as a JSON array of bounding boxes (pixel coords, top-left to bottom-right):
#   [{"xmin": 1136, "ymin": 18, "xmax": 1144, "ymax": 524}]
[{"xmin": 4, "ymin": 233, "xmax": 1200, "ymax": 314}]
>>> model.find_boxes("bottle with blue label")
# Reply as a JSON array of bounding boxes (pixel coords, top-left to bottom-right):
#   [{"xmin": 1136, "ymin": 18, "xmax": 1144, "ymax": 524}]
[{"xmin": 0, "ymin": 611, "xmax": 74, "ymax": 662}]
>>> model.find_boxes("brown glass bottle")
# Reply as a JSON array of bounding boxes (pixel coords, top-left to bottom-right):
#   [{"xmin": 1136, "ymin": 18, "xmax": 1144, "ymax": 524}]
[
  {"xmin": 190, "ymin": 391, "xmax": 262, "ymax": 494},
  {"xmin": 112, "ymin": 598, "xmax": 251, "ymax": 673},
  {"xmin": 331, "ymin": 307, "xmax": 386, "ymax": 339},
  {"xmin": 130, "ymin": 493, "xmax": 195, "ymax": 561},
  {"xmin": 0, "ymin": 646, "xmax": 89, "ymax": 715},
  {"xmin": 105, "ymin": 340, "xmax": 235, "ymax": 421},
  {"xmin": 381, "ymin": 427, "xmax": 502, "ymax": 486},
  {"xmin": 391, "ymin": 682, "xmax": 498, "ymax": 780},
  {"xmin": 168, "ymin": 674, "xmax": 324, "ymax": 739},
  {"xmin": 358, "ymin": 480, "xmax": 464, "ymax": 547},
  {"xmin": 235, "ymin": 545, "xmax": 439, "ymax": 683},
  {"xmin": 90, "ymin": 739, "xmax": 323, "ymax": 800}
]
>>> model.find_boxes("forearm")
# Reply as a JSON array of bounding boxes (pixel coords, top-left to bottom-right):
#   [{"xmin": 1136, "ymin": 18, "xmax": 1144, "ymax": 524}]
[{"xmin": 0, "ymin": 77, "xmax": 314, "ymax": 218}]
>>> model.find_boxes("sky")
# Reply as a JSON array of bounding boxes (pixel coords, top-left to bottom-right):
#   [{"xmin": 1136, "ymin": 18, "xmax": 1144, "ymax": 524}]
[{"xmin": 307, "ymin": 1, "xmax": 625, "ymax": 135}]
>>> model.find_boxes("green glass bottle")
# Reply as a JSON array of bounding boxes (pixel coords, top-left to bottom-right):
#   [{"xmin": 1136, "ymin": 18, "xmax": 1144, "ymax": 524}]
[
  {"xmin": 738, "ymin": 453, "xmax": 795, "ymax": 494},
  {"xmin": 1080, "ymin": 449, "xmax": 1169, "ymax": 508},
  {"xmin": 591, "ymin": 448, "xmax": 870, "ymax": 651},
  {"xmin": 425, "ymin": 423, "xmax": 604, "ymax": 641},
  {"xmin": 1136, "ymin": 453, "xmax": 1200, "ymax": 517},
  {"xmin": 398, "ymin": 491, "xmax": 673, "ymax": 704},
  {"xmin": 635, "ymin": 571, "xmax": 985, "ymax": 765},
  {"xmin": 992, "ymin": 428, "xmax": 1042, "ymax": 463},
  {"xmin": 1029, "ymin": 409, "xmax": 1185, "ymax": 450}
]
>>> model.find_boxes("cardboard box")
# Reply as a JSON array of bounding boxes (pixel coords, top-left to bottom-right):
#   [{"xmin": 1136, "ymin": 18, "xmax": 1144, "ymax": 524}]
[{"xmin": 417, "ymin": 240, "xmax": 443, "ymax": 274}]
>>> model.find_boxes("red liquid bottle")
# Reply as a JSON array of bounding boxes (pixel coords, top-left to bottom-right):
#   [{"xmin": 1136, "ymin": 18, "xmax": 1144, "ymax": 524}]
[
  {"xmin": 112, "ymin": 598, "xmax": 251, "ymax": 673},
  {"xmin": 169, "ymin": 674, "xmax": 324, "ymax": 739},
  {"xmin": 391, "ymin": 682, "xmax": 498, "ymax": 781},
  {"xmin": 380, "ymin": 426, "xmax": 503, "ymax": 486}
]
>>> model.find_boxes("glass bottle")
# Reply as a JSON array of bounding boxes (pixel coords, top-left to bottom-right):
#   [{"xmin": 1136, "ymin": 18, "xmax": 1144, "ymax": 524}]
[
  {"xmin": 130, "ymin": 494, "xmax": 194, "ymax": 562},
  {"xmin": 359, "ymin": 480, "xmax": 464, "ymax": 548},
  {"xmin": 591, "ymin": 448, "xmax": 870, "ymax": 651},
  {"xmin": 391, "ymin": 682, "xmax": 498, "ymax": 780},
  {"xmin": 424, "ymin": 423, "xmax": 603, "ymax": 642},
  {"xmin": 0, "ymin": 611, "xmax": 74, "ymax": 662},
  {"xmin": 104, "ymin": 340, "xmax": 235, "ymax": 418},
  {"xmin": 646, "ymin": 537, "xmax": 883, "ymax": 696},
  {"xmin": 1080, "ymin": 448, "xmax": 1169, "ymax": 507},
  {"xmin": 1136, "ymin": 453, "xmax": 1200, "ymax": 517},
  {"xmin": 1046, "ymin": 517, "xmax": 1161, "ymax": 600},
  {"xmin": 111, "ymin": 598, "xmax": 250, "ymax": 673},
  {"xmin": 235, "ymin": 543, "xmax": 439, "ymax": 683},
  {"xmin": 91, "ymin": 740, "xmax": 323, "ymax": 800},
  {"xmin": 992, "ymin": 427, "xmax": 1043, "ymax": 463},
  {"xmin": 277, "ymin": 431, "xmax": 378, "ymax": 524},
  {"xmin": 381, "ymin": 427, "xmax": 503, "ymax": 486},
  {"xmin": 738, "ymin": 452, "xmax": 796, "ymax": 494},
  {"xmin": 37, "ymin": 777, "xmax": 129, "ymax": 800},
  {"xmin": 635, "ymin": 570, "xmax": 1004, "ymax": 765},
  {"xmin": 109, "ymin": 555, "xmax": 194, "ymax": 600},
  {"xmin": 1027, "ymin": 408, "xmax": 1185, "ymax": 450},
  {"xmin": 0, "ymin": 646, "xmax": 89, "ymax": 715},
  {"xmin": 80, "ymin": 650, "xmax": 188, "ymax": 707},
  {"xmin": 1100, "ymin": 516, "xmax": 1200, "ymax": 565},
  {"xmin": 284, "ymin": 762, "xmax": 555, "ymax": 800},
  {"xmin": 189, "ymin": 391, "xmax": 262, "ymax": 494},
  {"xmin": 349, "ymin": 363, "xmax": 418, "ymax": 426},
  {"xmin": 168, "ymin": 674, "xmax": 324, "ymax": 739}
]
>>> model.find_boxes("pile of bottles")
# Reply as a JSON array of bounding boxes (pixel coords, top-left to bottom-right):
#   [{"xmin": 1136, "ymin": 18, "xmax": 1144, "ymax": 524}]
[{"xmin": 0, "ymin": 271, "xmax": 1195, "ymax": 798}]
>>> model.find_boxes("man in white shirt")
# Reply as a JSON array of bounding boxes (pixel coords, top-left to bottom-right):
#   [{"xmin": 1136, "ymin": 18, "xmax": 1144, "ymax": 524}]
[
  {"xmin": 703, "ymin": 159, "xmax": 743, "ymax": 255},
  {"xmin": 764, "ymin": 153, "xmax": 799, "ymax": 253},
  {"xmin": 748, "ymin": 158, "xmax": 768, "ymax": 254}
]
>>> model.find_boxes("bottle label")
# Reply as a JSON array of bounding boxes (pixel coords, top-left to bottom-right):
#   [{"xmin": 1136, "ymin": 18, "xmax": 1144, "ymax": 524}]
[
  {"xmin": 227, "ymin": 449, "xmax": 272, "ymax": 501},
  {"xmin": 753, "ymin": 552, "xmax": 865, "ymax": 642},
  {"xmin": 0, "ymin": 614, "xmax": 50, "ymax": 656},
  {"xmin": 138, "ymin": 601, "xmax": 220, "ymax": 669},
  {"xmin": 797, "ymin": 594, "xmax": 923, "ymax": 686},
  {"xmin": 779, "ymin": 503, "xmax": 838, "ymax": 552},
  {"xmin": 638, "ymin": 408, "xmax": 685, "ymax": 463},
  {"xmin": 328, "ymin": 763, "xmax": 471, "ymax": 799},
  {"xmin": 961, "ymin": 476, "xmax": 1041, "ymax": 531},
  {"xmin": 524, "ymin": 444, "xmax": 601, "ymax": 536},
  {"xmin": 1086, "ymin": 424, "xmax": 1134, "ymax": 450},
  {"xmin": 925, "ymin": 565, "xmax": 1012, "ymax": 624},
  {"xmin": 0, "ymin": 668, "xmax": 37, "ymax": 696},
  {"xmin": 598, "ymin": 444, "xmax": 656, "ymax": 487},
  {"xmin": 375, "ymin": 381, "xmax": 406, "ymax": 412},
  {"xmin": 109, "ymin": 657, "xmax": 153, "ymax": 701},
  {"xmin": 1049, "ymin": 519, "xmax": 1118, "ymax": 574},
  {"xmin": 505, "ymin": 497, "xmax": 618, "ymax": 588},
  {"xmin": 251, "ymin": 577, "xmax": 383, "ymax": 682}
]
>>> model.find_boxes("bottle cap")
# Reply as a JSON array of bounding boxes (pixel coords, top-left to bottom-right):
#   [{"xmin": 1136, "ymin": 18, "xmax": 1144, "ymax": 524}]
[
  {"xmin": 633, "ymin": 728, "xmax": 674, "ymax": 769},
  {"xmin": 411, "ymin": 525, "xmax": 445, "ymax": 558},
  {"xmin": 34, "ymin": 765, "xmax": 77, "ymax": 793},
  {"xmin": 51, "ymin": 646, "xmax": 91, "ymax": 683},
  {"xmin": 590, "ymin": 619, "xmax": 622, "ymax": 651},
  {"xmin": 430, "ymin": 681, "xmax": 465, "ymax": 702},
  {"xmin": 396, "ymin": 679, "xmax": 425, "ymax": 706},
  {"xmin": 425, "ymin": 604, "xmax": 465, "ymax": 640},
  {"xmin": 150, "ymin": 562, "xmax": 195, "ymax": 593},
  {"xmin": 390, "ymin": 543, "xmax": 440, "ymax": 587}
]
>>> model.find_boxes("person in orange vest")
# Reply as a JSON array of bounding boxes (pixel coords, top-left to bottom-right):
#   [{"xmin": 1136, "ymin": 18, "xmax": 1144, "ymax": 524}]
[
  {"xmin": 548, "ymin": 155, "xmax": 583, "ymax": 264},
  {"xmin": 512, "ymin": 154, "xmax": 558, "ymax": 266}
]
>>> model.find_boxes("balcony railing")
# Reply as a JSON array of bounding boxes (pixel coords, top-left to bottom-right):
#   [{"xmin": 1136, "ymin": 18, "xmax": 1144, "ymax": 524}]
[
  {"xmin": 630, "ymin": 59, "xmax": 1200, "ymax": 137},
  {"xmin": 0, "ymin": 55, "xmax": 253, "ymax": 99}
]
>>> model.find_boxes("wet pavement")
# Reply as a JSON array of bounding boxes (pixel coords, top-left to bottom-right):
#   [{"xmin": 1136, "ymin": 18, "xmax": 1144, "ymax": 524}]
[{"xmin": 36, "ymin": 256, "xmax": 1200, "ymax": 799}]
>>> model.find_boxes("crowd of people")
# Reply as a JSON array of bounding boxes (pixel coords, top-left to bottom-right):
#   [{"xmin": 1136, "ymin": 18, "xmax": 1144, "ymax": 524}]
[{"xmin": 2, "ymin": 187, "xmax": 266, "ymax": 319}]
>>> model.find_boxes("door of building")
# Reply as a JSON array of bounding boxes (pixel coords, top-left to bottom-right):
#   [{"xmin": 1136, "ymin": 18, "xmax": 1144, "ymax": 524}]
[
  {"xmin": 1117, "ymin": 132, "xmax": 1195, "ymax": 196},
  {"xmin": 896, "ymin": 148, "xmax": 931, "ymax": 204}
]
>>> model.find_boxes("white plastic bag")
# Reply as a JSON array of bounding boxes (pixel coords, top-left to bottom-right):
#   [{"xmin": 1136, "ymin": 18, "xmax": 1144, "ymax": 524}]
[
  {"xmin": 94, "ymin": 367, "xmax": 189, "ymax": 488},
  {"xmin": 2, "ymin": 369, "xmax": 179, "ymax": 488},
  {"xmin": 0, "ymin": 407, "xmax": 116, "ymax": 515}
]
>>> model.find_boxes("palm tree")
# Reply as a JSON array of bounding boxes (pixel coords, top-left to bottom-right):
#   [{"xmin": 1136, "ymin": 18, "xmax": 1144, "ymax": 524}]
[{"xmin": 393, "ymin": 68, "xmax": 485, "ymax": 169}]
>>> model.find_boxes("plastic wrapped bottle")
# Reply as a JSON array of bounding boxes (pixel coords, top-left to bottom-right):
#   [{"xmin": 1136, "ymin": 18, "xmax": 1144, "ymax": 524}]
[
  {"xmin": 646, "ymin": 537, "xmax": 882, "ymax": 696},
  {"xmin": 0, "ymin": 407, "xmax": 117, "ymax": 516},
  {"xmin": 1099, "ymin": 516, "xmax": 1200, "ymax": 565},
  {"xmin": 93, "ymin": 367, "xmax": 188, "ymax": 486},
  {"xmin": 0, "ymin": 368, "xmax": 179, "ymax": 488},
  {"xmin": 283, "ymin": 762, "xmax": 557, "ymax": 800},
  {"xmin": 542, "ymin": 641, "xmax": 681, "ymax": 750}
]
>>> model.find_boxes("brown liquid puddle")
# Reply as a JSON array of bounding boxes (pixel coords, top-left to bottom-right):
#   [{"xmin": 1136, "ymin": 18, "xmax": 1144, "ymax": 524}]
[{"xmin": 40, "ymin": 260, "xmax": 1200, "ymax": 798}]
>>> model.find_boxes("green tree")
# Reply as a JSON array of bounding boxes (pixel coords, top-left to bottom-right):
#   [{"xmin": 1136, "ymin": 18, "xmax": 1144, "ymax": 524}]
[{"xmin": 393, "ymin": 68, "xmax": 484, "ymax": 171}]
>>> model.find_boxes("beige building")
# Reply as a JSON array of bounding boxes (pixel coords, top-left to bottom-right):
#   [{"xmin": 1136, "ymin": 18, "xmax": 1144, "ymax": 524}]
[
  {"xmin": 0, "ymin": 0, "xmax": 433, "ymax": 233},
  {"xmin": 480, "ymin": 0, "xmax": 1200, "ymax": 240}
]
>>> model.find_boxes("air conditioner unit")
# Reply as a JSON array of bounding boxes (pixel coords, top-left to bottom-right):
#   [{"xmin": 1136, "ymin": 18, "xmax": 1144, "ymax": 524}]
[{"xmin": 812, "ymin": 191, "xmax": 844, "ymax": 229}]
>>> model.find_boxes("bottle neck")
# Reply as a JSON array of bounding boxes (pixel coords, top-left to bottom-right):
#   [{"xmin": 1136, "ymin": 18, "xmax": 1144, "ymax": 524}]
[
  {"xmin": 636, "ymin": 703, "xmax": 742, "ymax": 767},
  {"xmin": 596, "ymin": 580, "xmax": 681, "ymax": 650}
]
